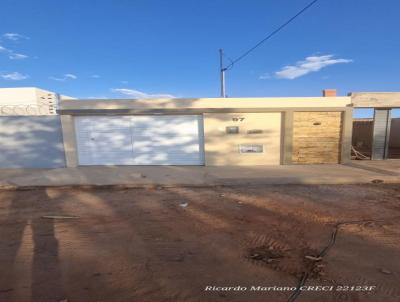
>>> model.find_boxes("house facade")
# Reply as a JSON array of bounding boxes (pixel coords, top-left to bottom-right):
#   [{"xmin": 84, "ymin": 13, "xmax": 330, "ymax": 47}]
[{"xmin": 58, "ymin": 94, "xmax": 353, "ymax": 167}]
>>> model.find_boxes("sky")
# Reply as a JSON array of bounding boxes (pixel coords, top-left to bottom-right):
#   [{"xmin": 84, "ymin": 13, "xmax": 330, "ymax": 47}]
[{"xmin": 0, "ymin": 0, "xmax": 399, "ymax": 117}]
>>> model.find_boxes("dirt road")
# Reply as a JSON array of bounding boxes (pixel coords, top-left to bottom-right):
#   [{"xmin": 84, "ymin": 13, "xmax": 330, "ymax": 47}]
[{"xmin": 0, "ymin": 184, "xmax": 399, "ymax": 302}]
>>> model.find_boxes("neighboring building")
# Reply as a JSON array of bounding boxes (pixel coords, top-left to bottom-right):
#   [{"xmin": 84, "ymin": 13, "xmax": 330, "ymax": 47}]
[
  {"xmin": 0, "ymin": 87, "xmax": 73, "ymax": 115},
  {"xmin": 58, "ymin": 90, "xmax": 353, "ymax": 167},
  {"xmin": 352, "ymin": 117, "xmax": 400, "ymax": 159},
  {"xmin": 351, "ymin": 92, "xmax": 400, "ymax": 160},
  {"xmin": 0, "ymin": 87, "xmax": 73, "ymax": 168}
]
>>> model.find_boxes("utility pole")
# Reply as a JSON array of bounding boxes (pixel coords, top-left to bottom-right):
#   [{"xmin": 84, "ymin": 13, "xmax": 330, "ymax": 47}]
[{"xmin": 219, "ymin": 49, "xmax": 226, "ymax": 98}]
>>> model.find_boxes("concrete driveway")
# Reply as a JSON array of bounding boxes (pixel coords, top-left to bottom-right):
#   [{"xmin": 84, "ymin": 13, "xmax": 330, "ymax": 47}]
[{"xmin": 0, "ymin": 161, "xmax": 399, "ymax": 188}]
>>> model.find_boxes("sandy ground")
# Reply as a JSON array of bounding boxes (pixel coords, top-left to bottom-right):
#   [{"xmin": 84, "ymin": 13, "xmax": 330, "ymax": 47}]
[{"xmin": 0, "ymin": 184, "xmax": 399, "ymax": 302}]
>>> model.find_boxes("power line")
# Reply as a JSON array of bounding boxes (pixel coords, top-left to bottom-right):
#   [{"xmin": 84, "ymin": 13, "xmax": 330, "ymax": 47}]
[{"xmin": 224, "ymin": 0, "xmax": 321, "ymax": 70}]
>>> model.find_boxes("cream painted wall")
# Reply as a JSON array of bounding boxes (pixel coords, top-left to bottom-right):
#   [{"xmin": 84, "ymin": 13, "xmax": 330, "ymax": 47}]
[
  {"xmin": 203, "ymin": 113, "xmax": 282, "ymax": 166},
  {"xmin": 60, "ymin": 96, "xmax": 351, "ymax": 111},
  {"xmin": 351, "ymin": 92, "xmax": 400, "ymax": 108}
]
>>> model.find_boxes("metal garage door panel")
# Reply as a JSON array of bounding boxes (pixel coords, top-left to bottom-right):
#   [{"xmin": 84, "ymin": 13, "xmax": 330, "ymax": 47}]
[
  {"xmin": 75, "ymin": 115, "xmax": 204, "ymax": 166},
  {"xmin": 131, "ymin": 115, "xmax": 204, "ymax": 165},
  {"xmin": 75, "ymin": 116, "xmax": 134, "ymax": 165}
]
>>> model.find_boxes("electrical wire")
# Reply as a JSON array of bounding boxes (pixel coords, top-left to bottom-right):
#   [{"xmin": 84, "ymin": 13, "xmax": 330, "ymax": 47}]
[
  {"xmin": 224, "ymin": 0, "xmax": 321, "ymax": 70},
  {"xmin": 286, "ymin": 218, "xmax": 399, "ymax": 302}
]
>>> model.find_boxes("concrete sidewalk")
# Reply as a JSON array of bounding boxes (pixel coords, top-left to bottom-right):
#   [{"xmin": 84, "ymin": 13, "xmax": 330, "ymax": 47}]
[
  {"xmin": 0, "ymin": 161, "xmax": 399, "ymax": 188},
  {"xmin": 346, "ymin": 160, "xmax": 400, "ymax": 176}
]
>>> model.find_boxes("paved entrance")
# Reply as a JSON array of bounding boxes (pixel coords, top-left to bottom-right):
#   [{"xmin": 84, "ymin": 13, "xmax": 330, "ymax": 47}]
[{"xmin": 0, "ymin": 161, "xmax": 399, "ymax": 188}]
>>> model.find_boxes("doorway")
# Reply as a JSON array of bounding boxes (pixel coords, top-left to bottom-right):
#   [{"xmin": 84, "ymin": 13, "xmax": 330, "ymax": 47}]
[{"xmin": 388, "ymin": 109, "xmax": 400, "ymax": 159}]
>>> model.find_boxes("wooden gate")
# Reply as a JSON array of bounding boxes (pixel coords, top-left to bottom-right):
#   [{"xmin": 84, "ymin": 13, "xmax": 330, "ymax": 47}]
[{"xmin": 292, "ymin": 112, "xmax": 342, "ymax": 164}]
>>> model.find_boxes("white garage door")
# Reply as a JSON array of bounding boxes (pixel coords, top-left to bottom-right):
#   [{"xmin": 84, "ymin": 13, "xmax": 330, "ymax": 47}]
[{"xmin": 75, "ymin": 115, "xmax": 205, "ymax": 165}]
